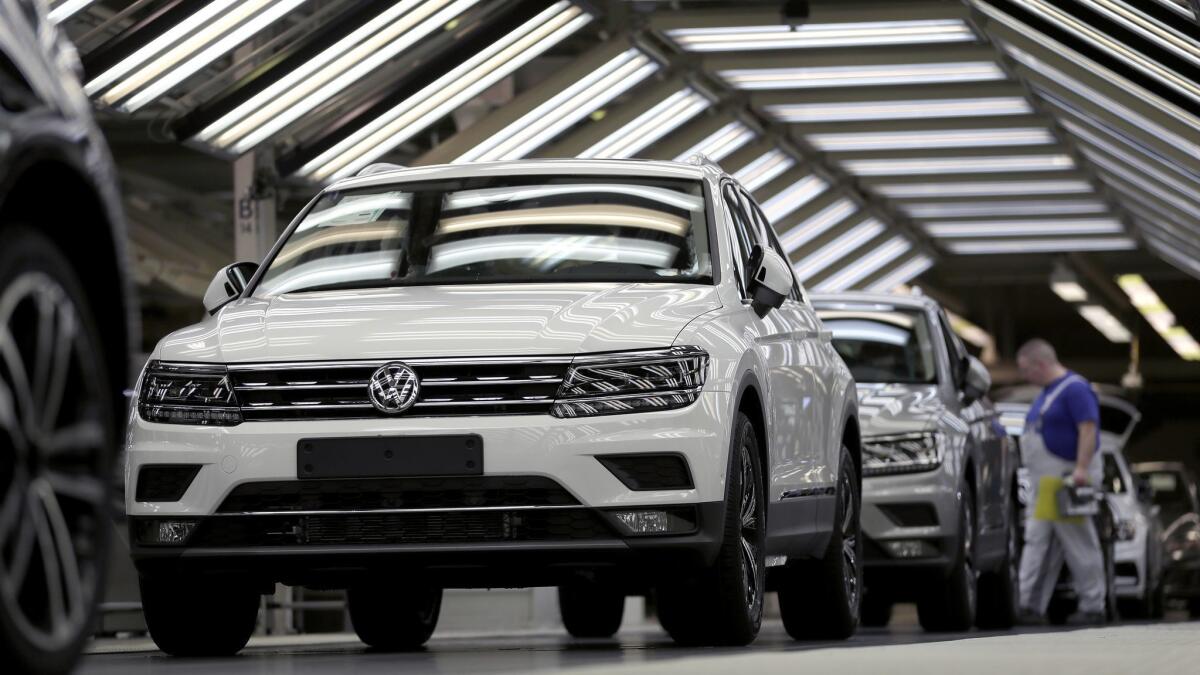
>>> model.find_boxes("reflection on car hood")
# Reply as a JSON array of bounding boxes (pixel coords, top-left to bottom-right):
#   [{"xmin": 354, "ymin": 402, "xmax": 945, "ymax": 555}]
[
  {"xmin": 154, "ymin": 283, "xmax": 722, "ymax": 362},
  {"xmin": 855, "ymin": 382, "xmax": 944, "ymax": 437}
]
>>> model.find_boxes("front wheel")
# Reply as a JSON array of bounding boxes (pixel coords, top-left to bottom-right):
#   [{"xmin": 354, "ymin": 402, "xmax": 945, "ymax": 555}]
[
  {"xmin": 348, "ymin": 582, "xmax": 442, "ymax": 651},
  {"xmin": 777, "ymin": 443, "xmax": 862, "ymax": 641},
  {"xmin": 655, "ymin": 412, "xmax": 765, "ymax": 647},
  {"xmin": 917, "ymin": 483, "xmax": 977, "ymax": 632},
  {"xmin": 977, "ymin": 497, "xmax": 1021, "ymax": 629}
]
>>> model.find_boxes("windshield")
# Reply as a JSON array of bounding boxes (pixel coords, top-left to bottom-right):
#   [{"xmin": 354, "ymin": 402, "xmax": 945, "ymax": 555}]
[
  {"xmin": 254, "ymin": 176, "xmax": 713, "ymax": 296},
  {"xmin": 816, "ymin": 306, "xmax": 938, "ymax": 384},
  {"xmin": 1140, "ymin": 471, "xmax": 1198, "ymax": 524}
]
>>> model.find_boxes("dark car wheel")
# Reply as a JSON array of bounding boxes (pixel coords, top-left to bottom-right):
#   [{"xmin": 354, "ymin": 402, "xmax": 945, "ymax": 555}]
[
  {"xmin": 656, "ymin": 412, "xmax": 765, "ymax": 647},
  {"xmin": 977, "ymin": 497, "xmax": 1021, "ymax": 629},
  {"xmin": 348, "ymin": 582, "xmax": 442, "ymax": 651},
  {"xmin": 860, "ymin": 590, "xmax": 892, "ymax": 628},
  {"xmin": 558, "ymin": 581, "xmax": 624, "ymax": 638},
  {"xmin": 918, "ymin": 482, "xmax": 978, "ymax": 632},
  {"xmin": 140, "ymin": 572, "xmax": 261, "ymax": 656},
  {"xmin": 0, "ymin": 226, "xmax": 116, "ymax": 675},
  {"xmin": 777, "ymin": 443, "xmax": 862, "ymax": 641}
]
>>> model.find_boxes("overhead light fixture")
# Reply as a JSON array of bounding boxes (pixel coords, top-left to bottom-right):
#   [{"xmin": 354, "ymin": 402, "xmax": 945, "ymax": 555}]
[
  {"xmin": 733, "ymin": 151, "xmax": 795, "ymax": 191},
  {"xmin": 1077, "ymin": 304, "xmax": 1132, "ymax": 343},
  {"xmin": 923, "ymin": 219, "xmax": 1124, "ymax": 238},
  {"xmin": 665, "ymin": 19, "xmax": 974, "ymax": 51},
  {"xmin": 767, "ymin": 97, "xmax": 1032, "ymax": 122},
  {"xmin": 1051, "ymin": 281, "xmax": 1089, "ymax": 302},
  {"xmin": 810, "ymin": 127, "xmax": 1055, "ymax": 152},
  {"xmin": 458, "ymin": 49, "xmax": 658, "ymax": 162},
  {"xmin": 87, "ymin": 0, "xmax": 312, "ymax": 112},
  {"xmin": 844, "ymin": 154, "xmax": 1075, "ymax": 176},
  {"xmin": 780, "ymin": 198, "xmax": 858, "ymax": 253},
  {"xmin": 1085, "ymin": 152, "xmax": 1200, "ymax": 220},
  {"xmin": 875, "ymin": 180, "xmax": 1093, "ymax": 198},
  {"xmin": 761, "ymin": 175, "xmax": 828, "ymax": 224},
  {"xmin": 1117, "ymin": 274, "xmax": 1200, "ymax": 360},
  {"xmin": 1148, "ymin": 0, "xmax": 1195, "ymax": 19},
  {"xmin": 720, "ymin": 62, "xmax": 1006, "ymax": 90},
  {"xmin": 299, "ymin": 1, "xmax": 591, "ymax": 181},
  {"xmin": 1057, "ymin": 113, "xmax": 1200, "ymax": 196},
  {"xmin": 814, "ymin": 236, "xmax": 912, "ymax": 292},
  {"xmin": 864, "ymin": 254, "xmax": 934, "ymax": 293},
  {"xmin": 793, "ymin": 219, "xmax": 886, "ymax": 282},
  {"xmin": 946, "ymin": 237, "xmax": 1137, "ymax": 254},
  {"xmin": 1078, "ymin": 0, "xmax": 1200, "ymax": 69},
  {"xmin": 197, "ymin": 0, "xmax": 485, "ymax": 153},
  {"xmin": 47, "ymin": 0, "xmax": 98, "ymax": 23},
  {"xmin": 580, "ymin": 88, "xmax": 709, "ymax": 159},
  {"xmin": 903, "ymin": 200, "xmax": 1108, "ymax": 219},
  {"xmin": 674, "ymin": 121, "xmax": 756, "ymax": 162}
]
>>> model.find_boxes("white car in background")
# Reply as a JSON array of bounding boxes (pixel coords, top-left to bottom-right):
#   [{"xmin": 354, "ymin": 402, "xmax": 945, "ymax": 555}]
[
  {"xmin": 123, "ymin": 158, "xmax": 862, "ymax": 654},
  {"xmin": 998, "ymin": 394, "xmax": 1164, "ymax": 619}
]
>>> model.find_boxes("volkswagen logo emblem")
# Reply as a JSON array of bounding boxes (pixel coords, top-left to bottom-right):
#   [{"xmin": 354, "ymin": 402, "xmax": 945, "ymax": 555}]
[{"xmin": 368, "ymin": 362, "xmax": 420, "ymax": 414}]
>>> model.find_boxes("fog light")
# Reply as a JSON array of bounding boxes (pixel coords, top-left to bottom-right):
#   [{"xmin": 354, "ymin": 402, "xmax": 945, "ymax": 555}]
[
  {"xmin": 883, "ymin": 539, "xmax": 937, "ymax": 558},
  {"xmin": 611, "ymin": 509, "xmax": 695, "ymax": 536},
  {"xmin": 136, "ymin": 519, "xmax": 198, "ymax": 545}
]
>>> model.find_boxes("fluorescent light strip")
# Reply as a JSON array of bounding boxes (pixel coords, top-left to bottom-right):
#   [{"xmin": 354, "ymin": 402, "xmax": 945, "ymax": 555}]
[
  {"xmin": 793, "ymin": 219, "xmax": 886, "ymax": 282},
  {"xmin": 903, "ymin": 200, "xmax": 1108, "ymax": 218},
  {"xmin": 459, "ymin": 49, "xmax": 658, "ymax": 162},
  {"xmin": 673, "ymin": 121, "xmax": 756, "ymax": 162},
  {"xmin": 810, "ymin": 127, "xmax": 1055, "ymax": 151},
  {"xmin": 875, "ymin": 180, "xmax": 1093, "ymax": 198},
  {"xmin": 1148, "ymin": 0, "xmax": 1196, "ymax": 19},
  {"xmin": 203, "ymin": 0, "xmax": 481, "ymax": 152},
  {"xmin": 113, "ymin": 0, "xmax": 311, "ymax": 111},
  {"xmin": 1085, "ymin": 151, "xmax": 1200, "ymax": 219},
  {"xmin": 302, "ymin": 2, "xmax": 590, "ymax": 181},
  {"xmin": 946, "ymin": 237, "xmax": 1136, "ymax": 254},
  {"xmin": 767, "ymin": 97, "xmax": 1031, "ymax": 122},
  {"xmin": 865, "ymin": 254, "xmax": 934, "ymax": 292},
  {"xmin": 48, "ymin": 0, "xmax": 98, "ymax": 23},
  {"xmin": 1004, "ymin": 0, "xmax": 1200, "ymax": 105},
  {"xmin": 814, "ymin": 236, "xmax": 912, "ymax": 292},
  {"xmin": 844, "ymin": 154, "xmax": 1074, "ymax": 176},
  {"xmin": 666, "ymin": 20, "xmax": 974, "ymax": 51},
  {"xmin": 1051, "ymin": 281, "xmax": 1089, "ymax": 302},
  {"xmin": 720, "ymin": 62, "xmax": 1006, "ymax": 90},
  {"xmin": 761, "ymin": 175, "xmax": 828, "ymax": 224},
  {"xmin": 780, "ymin": 198, "xmax": 858, "ymax": 254},
  {"xmin": 924, "ymin": 218, "xmax": 1124, "ymax": 238},
  {"xmin": 733, "ymin": 151, "xmax": 795, "ymax": 191},
  {"xmin": 580, "ymin": 88, "xmax": 709, "ymax": 159},
  {"xmin": 85, "ymin": 0, "xmax": 246, "ymax": 96},
  {"xmin": 1057, "ymin": 112, "xmax": 1200, "ymax": 193},
  {"xmin": 1142, "ymin": 234, "xmax": 1200, "ymax": 280},
  {"xmin": 1077, "ymin": 304, "xmax": 1132, "ymax": 343},
  {"xmin": 1080, "ymin": 0, "xmax": 1200, "ymax": 68},
  {"xmin": 1117, "ymin": 274, "xmax": 1200, "ymax": 359}
]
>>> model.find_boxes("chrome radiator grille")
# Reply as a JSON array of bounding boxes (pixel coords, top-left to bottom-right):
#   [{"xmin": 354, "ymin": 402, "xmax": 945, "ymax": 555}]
[{"xmin": 227, "ymin": 358, "xmax": 570, "ymax": 420}]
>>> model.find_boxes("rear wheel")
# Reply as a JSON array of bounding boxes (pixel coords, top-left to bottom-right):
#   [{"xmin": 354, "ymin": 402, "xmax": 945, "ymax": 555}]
[
  {"xmin": 656, "ymin": 412, "xmax": 765, "ymax": 647},
  {"xmin": 918, "ymin": 483, "xmax": 977, "ymax": 632},
  {"xmin": 558, "ymin": 581, "xmax": 624, "ymax": 638},
  {"xmin": 0, "ymin": 226, "xmax": 117, "ymax": 674},
  {"xmin": 977, "ymin": 497, "xmax": 1020, "ymax": 629},
  {"xmin": 348, "ymin": 582, "xmax": 441, "ymax": 651},
  {"xmin": 140, "ymin": 572, "xmax": 260, "ymax": 656},
  {"xmin": 777, "ymin": 444, "xmax": 862, "ymax": 641}
]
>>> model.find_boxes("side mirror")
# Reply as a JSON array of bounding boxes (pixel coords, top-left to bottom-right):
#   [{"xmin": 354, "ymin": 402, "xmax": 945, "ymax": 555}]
[
  {"xmin": 203, "ymin": 262, "xmax": 258, "ymax": 315},
  {"xmin": 962, "ymin": 355, "xmax": 991, "ymax": 404},
  {"xmin": 747, "ymin": 244, "xmax": 792, "ymax": 317}
]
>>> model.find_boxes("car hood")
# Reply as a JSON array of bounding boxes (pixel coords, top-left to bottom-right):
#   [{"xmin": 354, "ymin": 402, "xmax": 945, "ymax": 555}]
[
  {"xmin": 855, "ymin": 382, "xmax": 945, "ymax": 437},
  {"xmin": 153, "ymin": 283, "xmax": 722, "ymax": 363}
]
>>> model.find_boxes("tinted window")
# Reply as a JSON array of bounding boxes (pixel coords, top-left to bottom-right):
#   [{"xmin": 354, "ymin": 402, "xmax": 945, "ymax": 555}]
[
  {"xmin": 816, "ymin": 307, "xmax": 938, "ymax": 384},
  {"xmin": 256, "ymin": 177, "xmax": 713, "ymax": 295},
  {"xmin": 938, "ymin": 310, "xmax": 967, "ymax": 386},
  {"xmin": 741, "ymin": 189, "xmax": 803, "ymax": 302},
  {"xmin": 722, "ymin": 184, "xmax": 758, "ymax": 293},
  {"xmin": 1141, "ymin": 471, "xmax": 1198, "ymax": 524}
]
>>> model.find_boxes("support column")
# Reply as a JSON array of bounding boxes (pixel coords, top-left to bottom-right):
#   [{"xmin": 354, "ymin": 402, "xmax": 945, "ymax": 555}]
[{"xmin": 233, "ymin": 150, "xmax": 277, "ymax": 263}]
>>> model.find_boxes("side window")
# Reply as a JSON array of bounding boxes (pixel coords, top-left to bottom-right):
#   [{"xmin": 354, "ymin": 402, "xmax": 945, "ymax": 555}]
[
  {"xmin": 722, "ymin": 184, "xmax": 758, "ymax": 294},
  {"xmin": 742, "ymin": 190, "xmax": 804, "ymax": 303},
  {"xmin": 937, "ymin": 310, "xmax": 968, "ymax": 386}
]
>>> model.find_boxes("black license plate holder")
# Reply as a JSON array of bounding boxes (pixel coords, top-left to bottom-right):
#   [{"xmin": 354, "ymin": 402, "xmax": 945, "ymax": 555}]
[{"xmin": 297, "ymin": 435, "xmax": 483, "ymax": 479}]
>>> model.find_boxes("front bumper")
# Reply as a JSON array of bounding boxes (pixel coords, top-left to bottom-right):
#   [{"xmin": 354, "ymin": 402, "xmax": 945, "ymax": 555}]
[
  {"xmin": 125, "ymin": 391, "xmax": 731, "ymax": 585},
  {"xmin": 860, "ymin": 467, "xmax": 959, "ymax": 572}
]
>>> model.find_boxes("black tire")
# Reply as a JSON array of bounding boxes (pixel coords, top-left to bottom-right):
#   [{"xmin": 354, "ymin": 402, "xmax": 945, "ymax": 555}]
[
  {"xmin": 977, "ymin": 497, "xmax": 1021, "ymax": 630},
  {"xmin": 558, "ymin": 582, "xmax": 624, "ymax": 638},
  {"xmin": 655, "ymin": 412, "xmax": 765, "ymax": 646},
  {"xmin": 140, "ymin": 572, "xmax": 260, "ymax": 656},
  {"xmin": 1099, "ymin": 514, "xmax": 1119, "ymax": 623},
  {"xmin": 347, "ymin": 583, "xmax": 442, "ymax": 651},
  {"xmin": 777, "ymin": 444, "xmax": 862, "ymax": 641},
  {"xmin": 860, "ymin": 591, "xmax": 892, "ymax": 628},
  {"xmin": 918, "ymin": 482, "xmax": 978, "ymax": 632},
  {"xmin": 0, "ymin": 226, "xmax": 117, "ymax": 674},
  {"xmin": 1188, "ymin": 597, "xmax": 1200, "ymax": 620}
]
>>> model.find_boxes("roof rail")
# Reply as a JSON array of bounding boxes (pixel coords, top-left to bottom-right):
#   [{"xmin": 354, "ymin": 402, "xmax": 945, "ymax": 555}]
[
  {"xmin": 682, "ymin": 153, "xmax": 723, "ymax": 171},
  {"xmin": 357, "ymin": 163, "xmax": 407, "ymax": 177}
]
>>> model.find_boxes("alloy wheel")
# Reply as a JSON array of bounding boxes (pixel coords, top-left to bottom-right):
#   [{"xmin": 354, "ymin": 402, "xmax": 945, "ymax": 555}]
[
  {"xmin": 840, "ymin": 461, "xmax": 860, "ymax": 613},
  {"xmin": 0, "ymin": 272, "xmax": 108, "ymax": 653},
  {"xmin": 738, "ymin": 442, "xmax": 762, "ymax": 618}
]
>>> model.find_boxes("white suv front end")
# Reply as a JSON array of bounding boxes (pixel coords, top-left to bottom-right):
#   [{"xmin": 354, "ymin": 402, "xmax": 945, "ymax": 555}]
[{"xmin": 125, "ymin": 159, "xmax": 860, "ymax": 654}]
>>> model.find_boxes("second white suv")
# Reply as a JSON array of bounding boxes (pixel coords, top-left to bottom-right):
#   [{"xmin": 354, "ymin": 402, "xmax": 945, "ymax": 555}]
[{"xmin": 124, "ymin": 158, "xmax": 860, "ymax": 653}]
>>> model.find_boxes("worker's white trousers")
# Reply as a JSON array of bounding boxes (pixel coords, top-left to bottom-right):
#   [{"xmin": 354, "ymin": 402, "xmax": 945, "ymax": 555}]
[{"xmin": 1017, "ymin": 439, "xmax": 1106, "ymax": 615}]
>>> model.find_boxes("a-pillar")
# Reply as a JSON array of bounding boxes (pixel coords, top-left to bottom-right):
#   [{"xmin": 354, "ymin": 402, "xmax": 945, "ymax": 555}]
[{"xmin": 233, "ymin": 150, "xmax": 277, "ymax": 263}]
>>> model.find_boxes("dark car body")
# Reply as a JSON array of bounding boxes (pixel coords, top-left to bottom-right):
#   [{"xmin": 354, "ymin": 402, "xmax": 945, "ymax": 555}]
[{"xmin": 1133, "ymin": 461, "xmax": 1200, "ymax": 616}]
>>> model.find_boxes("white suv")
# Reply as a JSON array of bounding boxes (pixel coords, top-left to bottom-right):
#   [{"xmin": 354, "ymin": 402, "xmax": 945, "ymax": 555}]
[{"xmin": 125, "ymin": 158, "xmax": 861, "ymax": 654}]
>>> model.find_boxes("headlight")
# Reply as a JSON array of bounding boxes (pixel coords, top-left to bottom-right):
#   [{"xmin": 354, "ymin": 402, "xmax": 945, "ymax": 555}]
[
  {"xmin": 1115, "ymin": 518, "xmax": 1137, "ymax": 541},
  {"xmin": 138, "ymin": 361, "xmax": 242, "ymax": 426},
  {"xmin": 551, "ymin": 346, "xmax": 708, "ymax": 418},
  {"xmin": 862, "ymin": 432, "xmax": 942, "ymax": 477}
]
